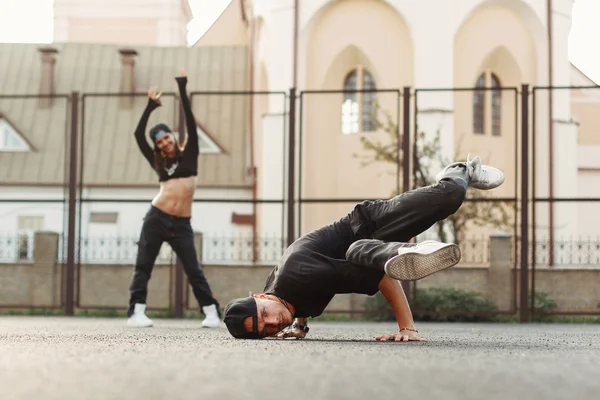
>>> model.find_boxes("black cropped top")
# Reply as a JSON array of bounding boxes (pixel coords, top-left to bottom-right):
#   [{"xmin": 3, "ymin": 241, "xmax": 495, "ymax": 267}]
[{"xmin": 134, "ymin": 77, "xmax": 199, "ymax": 182}]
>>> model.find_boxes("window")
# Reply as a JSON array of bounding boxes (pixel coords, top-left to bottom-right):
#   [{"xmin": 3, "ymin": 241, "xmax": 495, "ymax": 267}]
[
  {"xmin": 342, "ymin": 70, "xmax": 359, "ymax": 134},
  {"xmin": 473, "ymin": 75, "xmax": 485, "ymax": 134},
  {"xmin": 17, "ymin": 216, "xmax": 44, "ymax": 261},
  {"xmin": 491, "ymin": 74, "xmax": 502, "ymax": 136},
  {"xmin": 341, "ymin": 67, "xmax": 377, "ymax": 135},
  {"xmin": 472, "ymin": 72, "xmax": 502, "ymax": 136},
  {"xmin": 362, "ymin": 70, "xmax": 377, "ymax": 131},
  {"xmin": 197, "ymin": 125, "xmax": 222, "ymax": 154},
  {"xmin": 0, "ymin": 117, "xmax": 30, "ymax": 152},
  {"xmin": 174, "ymin": 125, "xmax": 223, "ymax": 154},
  {"xmin": 90, "ymin": 212, "xmax": 118, "ymax": 224}
]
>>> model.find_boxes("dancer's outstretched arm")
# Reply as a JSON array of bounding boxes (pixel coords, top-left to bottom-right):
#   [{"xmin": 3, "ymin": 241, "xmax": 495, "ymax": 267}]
[
  {"xmin": 175, "ymin": 69, "xmax": 198, "ymax": 157},
  {"xmin": 134, "ymin": 88, "xmax": 162, "ymax": 167},
  {"xmin": 375, "ymin": 275, "xmax": 425, "ymax": 342}
]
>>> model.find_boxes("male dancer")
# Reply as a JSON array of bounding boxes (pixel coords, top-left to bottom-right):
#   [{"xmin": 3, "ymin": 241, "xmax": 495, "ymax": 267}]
[{"xmin": 223, "ymin": 155, "xmax": 504, "ymax": 341}]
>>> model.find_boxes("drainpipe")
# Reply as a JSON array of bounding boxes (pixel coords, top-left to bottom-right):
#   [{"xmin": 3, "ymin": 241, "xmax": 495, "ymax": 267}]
[
  {"xmin": 247, "ymin": 1, "xmax": 258, "ymax": 262},
  {"xmin": 293, "ymin": 0, "xmax": 299, "ymax": 88},
  {"xmin": 547, "ymin": 0, "xmax": 554, "ymax": 265}
]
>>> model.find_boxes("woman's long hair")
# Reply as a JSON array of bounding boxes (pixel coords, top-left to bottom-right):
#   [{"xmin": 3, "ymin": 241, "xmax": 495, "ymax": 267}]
[{"xmin": 149, "ymin": 123, "xmax": 183, "ymax": 172}]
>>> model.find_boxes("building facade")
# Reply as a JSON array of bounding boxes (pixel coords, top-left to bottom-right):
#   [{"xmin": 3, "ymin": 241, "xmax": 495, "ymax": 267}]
[
  {"xmin": 1, "ymin": 0, "xmax": 598, "ymax": 266},
  {"xmin": 197, "ymin": 0, "xmax": 599, "ymax": 248},
  {"xmin": 53, "ymin": 0, "xmax": 193, "ymax": 46}
]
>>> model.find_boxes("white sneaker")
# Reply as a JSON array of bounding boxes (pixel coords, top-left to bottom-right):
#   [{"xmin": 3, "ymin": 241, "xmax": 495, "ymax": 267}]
[
  {"xmin": 126, "ymin": 303, "xmax": 154, "ymax": 328},
  {"xmin": 384, "ymin": 240, "xmax": 461, "ymax": 281},
  {"xmin": 201, "ymin": 304, "xmax": 221, "ymax": 328},
  {"xmin": 468, "ymin": 154, "xmax": 505, "ymax": 190},
  {"xmin": 435, "ymin": 154, "xmax": 505, "ymax": 190}
]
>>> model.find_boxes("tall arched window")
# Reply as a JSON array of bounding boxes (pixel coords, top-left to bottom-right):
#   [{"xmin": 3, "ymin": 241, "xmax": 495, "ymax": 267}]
[
  {"xmin": 362, "ymin": 70, "xmax": 377, "ymax": 131},
  {"xmin": 341, "ymin": 67, "xmax": 377, "ymax": 135},
  {"xmin": 491, "ymin": 73, "xmax": 501, "ymax": 136},
  {"xmin": 342, "ymin": 70, "xmax": 359, "ymax": 135},
  {"xmin": 472, "ymin": 71, "xmax": 502, "ymax": 136},
  {"xmin": 473, "ymin": 74, "xmax": 485, "ymax": 134}
]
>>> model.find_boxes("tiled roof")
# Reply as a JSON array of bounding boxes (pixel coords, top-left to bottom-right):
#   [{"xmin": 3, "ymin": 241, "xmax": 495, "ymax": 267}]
[{"xmin": 0, "ymin": 43, "xmax": 250, "ymax": 187}]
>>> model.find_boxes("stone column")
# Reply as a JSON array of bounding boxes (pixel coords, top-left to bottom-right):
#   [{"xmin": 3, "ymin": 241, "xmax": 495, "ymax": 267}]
[
  {"xmin": 488, "ymin": 231, "xmax": 514, "ymax": 311},
  {"xmin": 32, "ymin": 231, "xmax": 60, "ymax": 307}
]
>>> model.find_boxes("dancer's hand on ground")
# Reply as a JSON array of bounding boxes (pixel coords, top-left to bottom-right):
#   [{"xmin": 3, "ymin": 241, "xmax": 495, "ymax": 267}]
[
  {"xmin": 274, "ymin": 327, "xmax": 307, "ymax": 340},
  {"xmin": 148, "ymin": 87, "xmax": 162, "ymax": 105},
  {"xmin": 376, "ymin": 330, "xmax": 425, "ymax": 342}
]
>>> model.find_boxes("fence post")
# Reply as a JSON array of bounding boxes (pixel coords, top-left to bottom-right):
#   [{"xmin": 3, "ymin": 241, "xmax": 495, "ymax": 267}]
[
  {"xmin": 65, "ymin": 91, "xmax": 79, "ymax": 316},
  {"xmin": 520, "ymin": 84, "xmax": 530, "ymax": 323},
  {"xmin": 172, "ymin": 88, "xmax": 187, "ymax": 319},
  {"xmin": 287, "ymin": 88, "xmax": 297, "ymax": 247},
  {"xmin": 489, "ymin": 231, "xmax": 513, "ymax": 311},
  {"xmin": 402, "ymin": 87, "xmax": 412, "ymax": 301},
  {"xmin": 402, "ymin": 87, "xmax": 411, "ymax": 194}
]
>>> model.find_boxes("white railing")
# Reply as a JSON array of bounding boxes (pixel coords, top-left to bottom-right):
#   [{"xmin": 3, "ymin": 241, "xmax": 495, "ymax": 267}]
[{"xmin": 0, "ymin": 233, "xmax": 34, "ymax": 263}]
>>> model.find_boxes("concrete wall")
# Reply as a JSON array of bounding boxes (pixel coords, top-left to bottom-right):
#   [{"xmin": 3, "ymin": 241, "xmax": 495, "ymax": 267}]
[{"xmin": 1, "ymin": 231, "xmax": 599, "ymax": 314}]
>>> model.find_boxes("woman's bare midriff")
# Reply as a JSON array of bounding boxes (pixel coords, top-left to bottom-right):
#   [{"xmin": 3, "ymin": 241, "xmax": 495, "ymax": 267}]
[{"xmin": 151, "ymin": 176, "xmax": 197, "ymax": 217}]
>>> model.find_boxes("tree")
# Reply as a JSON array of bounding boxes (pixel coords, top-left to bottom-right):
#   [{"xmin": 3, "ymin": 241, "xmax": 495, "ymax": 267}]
[{"xmin": 353, "ymin": 107, "xmax": 513, "ymax": 245}]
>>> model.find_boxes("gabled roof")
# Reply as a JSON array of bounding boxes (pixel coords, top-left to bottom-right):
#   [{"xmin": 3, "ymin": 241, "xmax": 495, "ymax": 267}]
[
  {"xmin": 570, "ymin": 62, "xmax": 599, "ymax": 87},
  {"xmin": 0, "ymin": 43, "xmax": 250, "ymax": 187},
  {"xmin": 193, "ymin": 0, "xmax": 248, "ymax": 47},
  {"xmin": 570, "ymin": 63, "xmax": 600, "ymax": 103}
]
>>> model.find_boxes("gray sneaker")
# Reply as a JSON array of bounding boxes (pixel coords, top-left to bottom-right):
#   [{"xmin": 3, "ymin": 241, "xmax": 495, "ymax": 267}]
[
  {"xmin": 384, "ymin": 240, "xmax": 461, "ymax": 281},
  {"xmin": 468, "ymin": 155, "xmax": 505, "ymax": 190},
  {"xmin": 435, "ymin": 154, "xmax": 505, "ymax": 190}
]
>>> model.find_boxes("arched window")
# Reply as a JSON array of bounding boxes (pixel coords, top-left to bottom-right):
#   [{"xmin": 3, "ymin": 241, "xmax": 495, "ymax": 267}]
[
  {"xmin": 342, "ymin": 70, "xmax": 359, "ymax": 135},
  {"xmin": 362, "ymin": 70, "xmax": 377, "ymax": 131},
  {"xmin": 341, "ymin": 67, "xmax": 377, "ymax": 134},
  {"xmin": 472, "ymin": 71, "xmax": 502, "ymax": 136},
  {"xmin": 473, "ymin": 74, "xmax": 485, "ymax": 134},
  {"xmin": 491, "ymin": 73, "xmax": 501, "ymax": 136}
]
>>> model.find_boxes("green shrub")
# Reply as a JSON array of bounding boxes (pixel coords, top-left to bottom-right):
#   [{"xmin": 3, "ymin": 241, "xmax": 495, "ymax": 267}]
[
  {"xmin": 530, "ymin": 290, "xmax": 558, "ymax": 322},
  {"xmin": 530, "ymin": 291, "xmax": 558, "ymax": 313},
  {"xmin": 412, "ymin": 287, "xmax": 498, "ymax": 322},
  {"xmin": 363, "ymin": 286, "xmax": 498, "ymax": 322}
]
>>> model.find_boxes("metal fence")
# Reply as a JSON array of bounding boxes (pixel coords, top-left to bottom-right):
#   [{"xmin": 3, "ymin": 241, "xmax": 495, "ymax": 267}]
[
  {"xmin": 52, "ymin": 233, "xmax": 286, "ymax": 265},
  {"xmin": 407, "ymin": 87, "xmax": 521, "ymax": 316},
  {"xmin": 528, "ymin": 85, "xmax": 600, "ymax": 317},
  {"xmin": 2, "ymin": 85, "xmax": 600, "ymax": 320},
  {"xmin": 0, "ymin": 234, "xmax": 34, "ymax": 263},
  {"xmin": 0, "ymin": 92, "xmax": 71, "ymax": 310},
  {"xmin": 533, "ymin": 237, "xmax": 600, "ymax": 267}
]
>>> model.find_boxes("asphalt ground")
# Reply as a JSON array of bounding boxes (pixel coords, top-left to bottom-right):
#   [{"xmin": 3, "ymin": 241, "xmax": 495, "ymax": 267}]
[{"xmin": 1, "ymin": 317, "xmax": 598, "ymax": 400}]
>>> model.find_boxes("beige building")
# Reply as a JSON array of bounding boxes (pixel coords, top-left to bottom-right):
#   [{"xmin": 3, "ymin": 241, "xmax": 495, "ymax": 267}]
[
  {"xmin": 1, "ymin": 0, "xmax": 598, "ymax": 267},
  {"xmin": 195, "ymin": 0, "xmax": 600, "ymax": 253},
  {"xmin": 0, "ymin": 42, "xmax": 255, "ymax": 264},
  {"xmin": 53, "ymin": 0, "xmax": 193, "ymax": 46}
]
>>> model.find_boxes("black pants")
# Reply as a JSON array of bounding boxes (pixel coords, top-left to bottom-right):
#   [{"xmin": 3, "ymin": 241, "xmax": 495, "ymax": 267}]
[
  {"xmin": 343, "ymin": 163, "xmax": 469, "ymax": 272},
  {"xmin": 128, "ymin": 206, "xmax": 218, "ymax": 317}
]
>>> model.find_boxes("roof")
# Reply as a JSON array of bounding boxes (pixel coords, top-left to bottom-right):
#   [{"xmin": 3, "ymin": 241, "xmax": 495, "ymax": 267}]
[
  {"xmin": 570, "ymin": 62, "xmax": 600, "ymax": 87},
  {"xmin": 0, "ymin": 43, "xmax": 250, "ymax": 188},
  {"xmin": 192, "ymin": 0, "xmax": 248, "ymax": 47}
]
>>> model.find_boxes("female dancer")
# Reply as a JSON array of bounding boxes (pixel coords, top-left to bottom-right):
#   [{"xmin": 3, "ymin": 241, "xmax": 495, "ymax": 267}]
[{"xmin": 127, "ymin": 70, "xmax": 220, "ymax": 328}]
